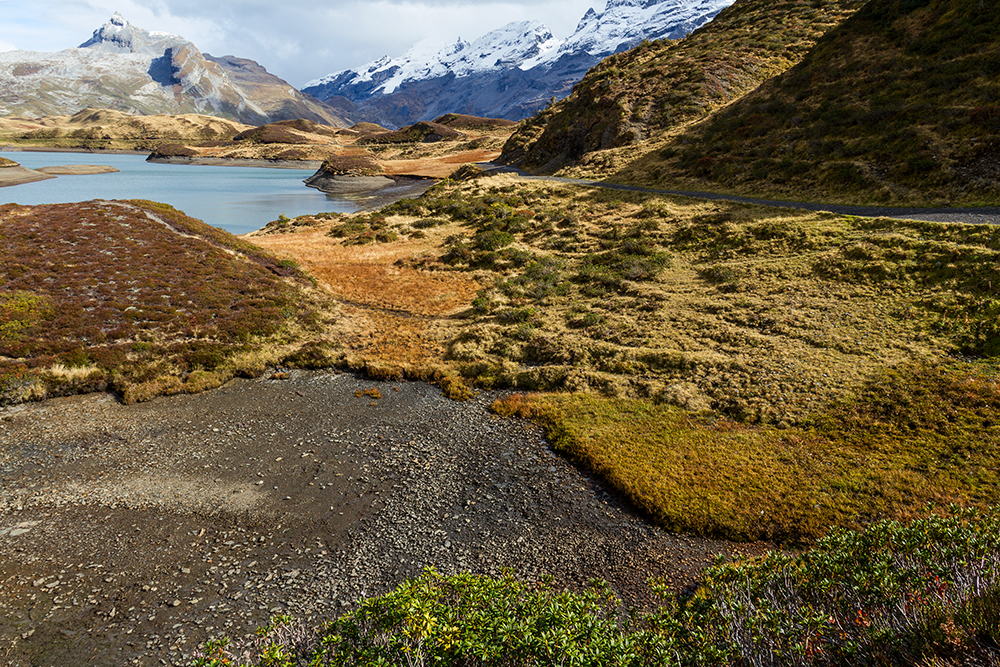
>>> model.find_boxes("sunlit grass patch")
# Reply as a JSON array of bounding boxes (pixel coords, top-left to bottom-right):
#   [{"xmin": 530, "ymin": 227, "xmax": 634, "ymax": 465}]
[{"xmin": 496, "ymin": 362, "xmax": 1000, "ymax": 542}]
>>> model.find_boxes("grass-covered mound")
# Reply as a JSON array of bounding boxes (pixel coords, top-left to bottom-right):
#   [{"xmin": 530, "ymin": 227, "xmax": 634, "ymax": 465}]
[
  {"xmin": 148, "ymin": 142, "xmax": 201, "ymax": 158},
  {"xmin": 234, "ymin": 123, "xmax": 320, "ymax": 145},
  {"xmin": 635, "ymin": 0, "xmax": 1000, "ymax": 205},
  {"xmin": 271, "ymin": 118, "xmax": 342, "ymax": 138},
  {"xmin": 316, "ymin": 154, "xmax": 385, "ymax": 177},
  {"xmin": 434, "ymin": 113, "xmax": 517, "ymax": 132},
  {"xmin": 501, "ymin": 0, "xmax": 860, "ymax": 173},
  {"xmin": 191, "ymin": 507, "xmax": 1000, "ymax": 666},
  {"xmin": 358, "ymin": 121, "xmax": 467, "ymax": 145},
  {"xmin": 0, "ymin": 200, "xmax": 340, "ymax": 405}
]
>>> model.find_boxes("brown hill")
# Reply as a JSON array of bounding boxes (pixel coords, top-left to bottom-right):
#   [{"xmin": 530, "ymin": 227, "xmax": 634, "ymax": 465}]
[
  {"xmin": 631, "ymin": 0, "xmax": 1000, "ymax": 205},
  {"xmin": 0, "ymin": 108, "xmax": 251, "ymax": 152},
  {"xmin": 0, "ymin": 200, "xmax": 338, "ymax": 405},
  {"xmin": 357, "ymin": 121, "xmax": 467, "ymax": 145},
  {"xmin": 501, "ymin": 0, "xmax": 861, "ymax": 173},
  {"xmin": 434, "ymin": 114, "xmax": 518, "ymax": 131}
]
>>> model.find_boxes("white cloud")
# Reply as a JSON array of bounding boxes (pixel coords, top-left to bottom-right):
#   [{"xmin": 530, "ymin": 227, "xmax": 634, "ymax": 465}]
[{"xmin": 0, "ymin": 0, "xmax": 602, "ymax": 86}]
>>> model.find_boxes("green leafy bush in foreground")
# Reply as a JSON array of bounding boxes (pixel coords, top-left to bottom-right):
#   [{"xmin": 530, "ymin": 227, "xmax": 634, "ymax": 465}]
[{"xmin": 190, "ymin": 507, "xmax": 1000, "ymax": 666}]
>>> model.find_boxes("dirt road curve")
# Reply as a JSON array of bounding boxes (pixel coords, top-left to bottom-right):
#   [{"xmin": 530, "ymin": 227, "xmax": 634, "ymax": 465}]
[{"xmin": 0, "ymin": 371, "xmax": 761, "ymax": 667}]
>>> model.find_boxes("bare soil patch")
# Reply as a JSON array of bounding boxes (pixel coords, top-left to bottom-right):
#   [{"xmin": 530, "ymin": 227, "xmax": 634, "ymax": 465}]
[{"xmin": 0, "ymin": 371, "xmax": 762, "ymax": 667}]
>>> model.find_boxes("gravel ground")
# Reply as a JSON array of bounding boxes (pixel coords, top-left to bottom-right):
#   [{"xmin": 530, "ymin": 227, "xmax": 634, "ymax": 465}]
[{"xmin": 0, "ymin": 371, "xmax": 763, "ymax": 666}]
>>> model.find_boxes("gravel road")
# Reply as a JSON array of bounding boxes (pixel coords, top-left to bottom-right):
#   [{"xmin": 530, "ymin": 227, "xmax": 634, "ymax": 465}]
[
  {"xmin": 0, "ymin": 371, "xmax": 761, "ymax": 666},
  {"xmin": 479, "ymin": 165, "xmax": 1000, "ymax": 226}
]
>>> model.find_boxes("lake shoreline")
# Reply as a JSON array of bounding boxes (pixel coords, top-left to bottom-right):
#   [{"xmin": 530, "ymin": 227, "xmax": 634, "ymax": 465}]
[
  {"xmin": 147, "ymin": 155, "xmax": 325, "ymax": 170},
  {"xmin": 0, "ymin": 144, "xmax": 149, "ymax": 156}
]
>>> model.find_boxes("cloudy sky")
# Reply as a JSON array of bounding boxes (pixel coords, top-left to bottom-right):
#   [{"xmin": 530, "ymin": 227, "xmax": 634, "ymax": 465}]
[{"xmin": 0, "ymin": 0, "xmax": 602, "ymax": 87}]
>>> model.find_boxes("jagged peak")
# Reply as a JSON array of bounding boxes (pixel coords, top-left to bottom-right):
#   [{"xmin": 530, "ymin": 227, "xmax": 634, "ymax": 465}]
[
  {"xmin": 576, "ymin": 8, "xmax": 599, "ymax": 32},
  {"xmin": 79, "ymin": 13, "xmax": 185, "ymax": 55}
]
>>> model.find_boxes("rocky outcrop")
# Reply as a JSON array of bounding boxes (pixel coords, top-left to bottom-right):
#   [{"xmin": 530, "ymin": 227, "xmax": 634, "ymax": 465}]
[{"xmin": 304, "ymin": 155, "xmax": 393, "ymax": 193}]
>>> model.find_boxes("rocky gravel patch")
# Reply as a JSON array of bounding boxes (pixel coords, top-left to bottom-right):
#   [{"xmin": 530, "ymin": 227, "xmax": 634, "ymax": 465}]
[{"xmin": 0, "ymin": 371, "xmax": 764, "ymax": 666}]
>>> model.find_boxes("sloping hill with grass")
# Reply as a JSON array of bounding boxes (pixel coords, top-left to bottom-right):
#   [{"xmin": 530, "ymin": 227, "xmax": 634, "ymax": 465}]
[
  {"xmin": 0, "ymin": 108, "xmax": 252, "ymax": 152},
  {"xmin": 501, "ymin": 0, "xmax": 862, "ymax": 173},
  {"xmin": 629, "ymin": 0, "xmax": 1000, "ymax": 205},
  {"xmin": 0, "ymin": 200, "xmax": 340, "ymax": 405}
]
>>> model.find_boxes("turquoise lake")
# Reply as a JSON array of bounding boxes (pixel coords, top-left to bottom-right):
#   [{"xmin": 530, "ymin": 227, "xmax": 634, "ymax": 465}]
[{"xmin": 0, "ymin": 151, "xmax": 359, "ymax": 235}]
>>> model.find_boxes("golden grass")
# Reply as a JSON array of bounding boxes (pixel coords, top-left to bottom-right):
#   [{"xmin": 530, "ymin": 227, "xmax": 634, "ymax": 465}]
[
  {"xmin": 249, "ymin": 226, "xmax": 480, "ymax": 376},
  {"xmin": 497, "ymin": 367, "xmax": 1000, "ymax": 542}
]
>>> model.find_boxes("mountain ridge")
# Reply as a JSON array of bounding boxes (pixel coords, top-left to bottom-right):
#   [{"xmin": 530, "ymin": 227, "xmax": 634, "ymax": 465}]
[
  {"xmin": 303, "ymin": 0, "xmax": 734, "ymax": 128},
  {"xmin": 0, "ymin": 13, "xmax": 349, "ymax": 126}
]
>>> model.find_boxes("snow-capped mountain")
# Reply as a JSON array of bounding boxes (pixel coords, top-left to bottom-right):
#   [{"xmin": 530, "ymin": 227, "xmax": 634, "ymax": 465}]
[
  {"xmin": 0, "ymin": 13, "xmax": 347, "ymax": 126},
  {"xmin": 303, "ymin": 0, "xmax": 734, "ymax": 128},
  {"xmin": 307, "ymin": 21, "xmax": 560, "ymax": 98}
]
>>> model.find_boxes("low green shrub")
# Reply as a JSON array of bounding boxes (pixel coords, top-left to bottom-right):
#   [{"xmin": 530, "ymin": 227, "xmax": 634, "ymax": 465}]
[{"xmin": 191, "ymin": 507, "xmax": 1000, "ymax": 666}]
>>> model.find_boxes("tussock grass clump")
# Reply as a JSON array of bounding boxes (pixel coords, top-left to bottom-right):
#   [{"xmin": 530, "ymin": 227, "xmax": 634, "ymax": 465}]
[
  {"xmin": 0, "ymin": 200, "xmax": 339, "ymax": 405},
  {"xmin": 192, "ymin": 507, "xmax": 1000, "ymax": 666},
  {"xmin": 326, "ymin": 213, "xmax": 400, "ymax": 245}
]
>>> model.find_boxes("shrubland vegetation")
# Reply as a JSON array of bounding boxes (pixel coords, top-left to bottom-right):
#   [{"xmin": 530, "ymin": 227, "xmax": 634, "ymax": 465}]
[
  {"xmin": 193, "ymin": 507, "xmax": 1000, "ymax": 666},
  {"xmin": 258, "ymin": 175, "xmax": 1000, "ymax": 546},
  {"xmin": 0, "ymin": 200, "xmax": 340, "ymax": 405}
]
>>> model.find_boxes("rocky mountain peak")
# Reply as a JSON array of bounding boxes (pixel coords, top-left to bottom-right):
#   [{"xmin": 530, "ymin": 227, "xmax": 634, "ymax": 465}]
[
  {"xmin": 78, "ymin": 13, "xmax": 186, "ymax": 57},
  {"xmin": 303, "ymin": 0, "xmax": 734, "ymax": 128}
]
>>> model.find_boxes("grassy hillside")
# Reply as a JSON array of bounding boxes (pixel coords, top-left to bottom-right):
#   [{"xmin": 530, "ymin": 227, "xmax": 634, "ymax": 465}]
[
  {"xmin": 625, "ymin": 0, "xmax": 1000, "ymax": 205},
  {"xmin": 501, "ymin": 0, "xmax": 862, "ymax": 173},
  {"xmin": 0, "ymin": 200, "xmax": 340, "ymax": 405},
  {"xmin": 0, "ymin": 108, "xmax": 251, "ymax": 152}
]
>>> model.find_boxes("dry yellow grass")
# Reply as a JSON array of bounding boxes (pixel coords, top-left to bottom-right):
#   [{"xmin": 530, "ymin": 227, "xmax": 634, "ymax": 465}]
[{"xmin": 249, "ymin": 227, "xmax": 480, "ymax": 371}]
